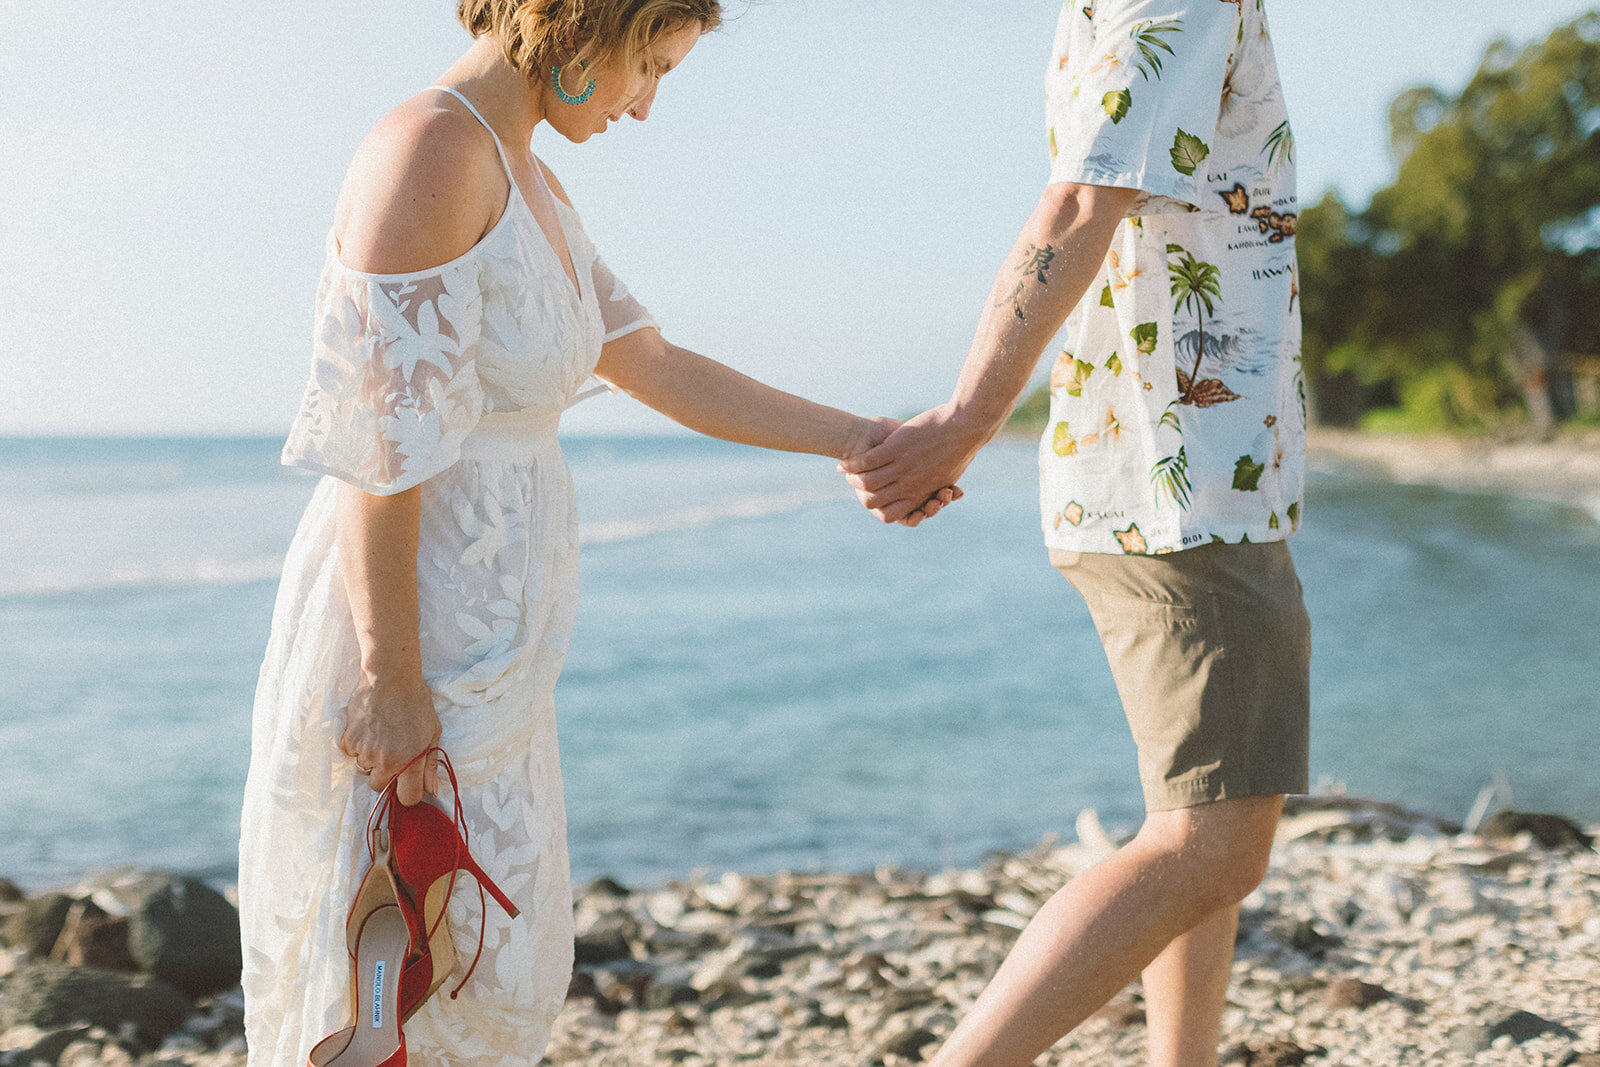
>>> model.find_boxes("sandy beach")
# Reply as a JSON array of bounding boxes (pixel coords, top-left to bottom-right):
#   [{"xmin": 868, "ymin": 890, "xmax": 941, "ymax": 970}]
[{"xmin": 1307, "ymin": 427, "xmax": 1600, "ymax": 518}]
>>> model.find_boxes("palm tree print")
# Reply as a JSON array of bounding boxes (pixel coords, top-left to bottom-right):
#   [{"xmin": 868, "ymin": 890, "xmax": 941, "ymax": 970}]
[
  {"xmin": 1151, "ymin": 446, "xmax": 1192, "ymax": 508},
  {"xmin": 1130, "ymin": 18, "xmax": 1183, "ymax": 81},
  {"xmin": 1168, "ymin": 244, "xmax": 1223, "ymax": 403},
  {"xmin": 1263, "ymin": 120, "xmax": 1295, "ymax": 174}
]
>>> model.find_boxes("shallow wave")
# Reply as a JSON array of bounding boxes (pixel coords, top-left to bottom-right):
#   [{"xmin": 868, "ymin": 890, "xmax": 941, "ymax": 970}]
[
  {"xmin": 0, "ymin": 490, "xmax": 848, "ymax": 595},
  {"xmin": 581, "ymin": 488, "xmax": 846, "ymax": 546},
  {"xmin": 0, "ymin": 556, "xmax": 290, "ymax": 598}
]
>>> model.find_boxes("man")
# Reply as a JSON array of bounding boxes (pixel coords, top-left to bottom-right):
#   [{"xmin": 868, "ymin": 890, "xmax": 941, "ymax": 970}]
[{"xmin": 841, "ymin": 3, "xmax": 1309, "ymax": 1064}]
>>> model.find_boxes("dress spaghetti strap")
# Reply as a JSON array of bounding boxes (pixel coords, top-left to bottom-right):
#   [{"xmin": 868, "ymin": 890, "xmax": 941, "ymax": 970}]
[{"xmin": 426, "ymin": 85, "xmax": 516, "ymax": 181}]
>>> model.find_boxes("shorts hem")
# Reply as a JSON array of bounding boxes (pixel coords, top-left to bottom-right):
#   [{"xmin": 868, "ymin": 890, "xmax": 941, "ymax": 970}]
[{"xmin": 1142, "ymin": 772, "xmax": 1310, "ymax": 813}]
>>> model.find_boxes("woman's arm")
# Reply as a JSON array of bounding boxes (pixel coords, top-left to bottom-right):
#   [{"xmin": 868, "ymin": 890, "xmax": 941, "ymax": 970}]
[
  {"xmin": 594, "ymin": 328, "xmax": 900, "ymax": 461},
  {"xmin": 329, "ymin": 95, "xmax": 501, "ymax": 804},
  {"xmin": 593, "ymin": 333, "xmax": 955, "ymax": 504},
  {"xmin": 335, "ymin": 484, "xmax": 440, "ymax": 806}
]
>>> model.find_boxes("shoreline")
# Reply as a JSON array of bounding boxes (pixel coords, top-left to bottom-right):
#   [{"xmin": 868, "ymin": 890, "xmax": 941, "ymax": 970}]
[
  {"xmin": 3, "ymin": 796, "xmax": 1597, "ymax": 1066},
  {"xmin": 1306, "ymin": 426, "xmax": 1600, "ymax": 517}
]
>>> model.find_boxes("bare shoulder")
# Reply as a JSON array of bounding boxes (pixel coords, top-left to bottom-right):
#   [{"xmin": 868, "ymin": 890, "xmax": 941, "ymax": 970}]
[
  {"xmin": 333, "ymin": 95, "xmax": 506, "ymax": 275},
  {"xmin": 533, "ymin": 157, "xmax": 574, "ymax": 209}
]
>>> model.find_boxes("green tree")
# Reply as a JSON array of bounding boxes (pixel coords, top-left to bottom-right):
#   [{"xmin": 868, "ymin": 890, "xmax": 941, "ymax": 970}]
[{"xmin": 1300, "ymin": 11, "xmax": 1600, "ymax": 431}]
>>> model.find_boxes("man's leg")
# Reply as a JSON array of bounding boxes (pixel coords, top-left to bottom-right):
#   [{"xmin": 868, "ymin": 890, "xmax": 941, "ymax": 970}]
[
  {"xmin": 1142, "ymin": 900, "xmax": 1241, "ymax": 1067},
  {"xmin": 926, "ymin": 794, "xmax": 1280, "ymax": 1067}
]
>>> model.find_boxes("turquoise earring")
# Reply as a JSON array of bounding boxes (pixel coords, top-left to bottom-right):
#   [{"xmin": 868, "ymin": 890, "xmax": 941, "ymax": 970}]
[{"xmin": 551, "ymin": 61, "xmax": 595, "ymax": 106}]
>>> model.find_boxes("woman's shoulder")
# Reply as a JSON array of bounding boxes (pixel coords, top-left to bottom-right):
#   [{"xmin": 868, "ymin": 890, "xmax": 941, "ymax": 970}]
[{"xmin": 331, "ymin": 95, "xmax": 506, "ymax": 276}]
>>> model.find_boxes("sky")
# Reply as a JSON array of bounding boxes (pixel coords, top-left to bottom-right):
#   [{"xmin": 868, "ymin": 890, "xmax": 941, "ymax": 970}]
[{"xmin": 4, "ymin": 1, "xmax": 1597, "ymax": 437}]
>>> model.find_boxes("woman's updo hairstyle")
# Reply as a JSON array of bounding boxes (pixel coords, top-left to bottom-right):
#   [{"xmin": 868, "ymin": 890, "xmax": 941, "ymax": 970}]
[{"xmin": 457, "ymin": 0, "xmax": 722, "ymax": 82}]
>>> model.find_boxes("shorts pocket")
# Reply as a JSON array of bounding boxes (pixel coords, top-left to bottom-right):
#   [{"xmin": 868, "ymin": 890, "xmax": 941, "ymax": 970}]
[{"xmin": 1085, "ymin": 591, "xmax": 1237, "ymax": 795}]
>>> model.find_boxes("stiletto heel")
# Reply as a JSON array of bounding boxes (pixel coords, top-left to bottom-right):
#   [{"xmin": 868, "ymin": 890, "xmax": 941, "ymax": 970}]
[
  {"xmin": 373, "ymin": 748, "xmax": 521, "ymax": 1009},
  {"xmin": 307, "ymin": 831, "xmax": 414, "ymax": 1067}
]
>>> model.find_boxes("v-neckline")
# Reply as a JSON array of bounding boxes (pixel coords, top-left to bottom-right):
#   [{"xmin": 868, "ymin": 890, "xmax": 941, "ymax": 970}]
[
  {"xmin": 425, "ymin": 85, "xmax": 585, "ymax": 304},
  {"xmin": 514, "ymin": 158, "xmax": 585, "ymax": 305}
]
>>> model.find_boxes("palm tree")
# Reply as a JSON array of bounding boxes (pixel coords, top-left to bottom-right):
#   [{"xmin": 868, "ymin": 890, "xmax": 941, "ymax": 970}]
[{"xmin": 1169, "ymin": 247, "xmax": 1222, "ymax": 402}]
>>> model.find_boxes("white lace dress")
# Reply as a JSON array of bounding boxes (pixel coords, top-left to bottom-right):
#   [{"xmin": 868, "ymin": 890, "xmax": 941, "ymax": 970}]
[{"xmin": 239, "ymin": 88, "xmax": 655, "ymax": 1067}]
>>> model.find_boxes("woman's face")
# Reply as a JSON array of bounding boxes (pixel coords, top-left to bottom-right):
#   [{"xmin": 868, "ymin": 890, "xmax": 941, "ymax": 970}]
[{"xmin": 545, "ymin": 21, "xmax": 703, "ymax": 143}]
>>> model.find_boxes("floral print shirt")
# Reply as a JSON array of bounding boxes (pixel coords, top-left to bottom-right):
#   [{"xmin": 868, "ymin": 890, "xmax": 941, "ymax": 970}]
[{"xmin": 1039, "ymin": 0, "xmax": 1303, "ymax": 555}]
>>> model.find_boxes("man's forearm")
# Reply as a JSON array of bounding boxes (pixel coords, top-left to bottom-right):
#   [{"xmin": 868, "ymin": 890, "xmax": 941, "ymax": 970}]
[{"xmin": 946, "ymin": 182, "xmax": 1140, "ymax": 439}]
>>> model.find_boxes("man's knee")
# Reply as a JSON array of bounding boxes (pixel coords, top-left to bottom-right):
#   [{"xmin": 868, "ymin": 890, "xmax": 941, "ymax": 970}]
[{"xmin": 1139, "ymin": 794, "xmax": 1282, "ymax": 911}]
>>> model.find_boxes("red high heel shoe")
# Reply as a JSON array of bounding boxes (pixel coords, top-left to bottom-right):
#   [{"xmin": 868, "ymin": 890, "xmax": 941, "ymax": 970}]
[
  {"xmin": 370, "ymin": 748, "xmax": 521, "ymax": 1013},
  {"xmin": 306, "ymin": 830, "xmax": 414, "ymax": 1067}
]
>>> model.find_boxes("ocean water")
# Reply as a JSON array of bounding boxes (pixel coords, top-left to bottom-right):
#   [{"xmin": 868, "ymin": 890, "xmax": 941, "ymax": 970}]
[{"xmin": 1, "ymin": 434, "xmax": 1597, "ymax": 891}]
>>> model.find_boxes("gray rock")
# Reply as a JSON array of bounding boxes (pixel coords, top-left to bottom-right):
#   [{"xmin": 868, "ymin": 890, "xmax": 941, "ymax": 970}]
[
  {"xmin": 869, "ymin": 1019, "xmax": 938, "ymax": 1062},
  {"xmin": 1478, "ymin": 811, "xmax": 1594, "ymax": 851},
  {"xmin": 0, "ymin": 1025, "xmax": 94, "ymax": 1064},
  {"xmin": 0, "ymin": 880, "xmax": 24, "ymax": 905},
  {"xmin": 1323, "ymin": 978, "xmax": 1390, "ymax": 1009},
  {"xmin": 1448, "ymin": 1024, "xmax": 1492, "ymax": 1055},
  {"xmin": 1238, "ymin": 1039, "xmax": 1319, "ymax": 1066},
  {"xmin": 126, "ymin": 876, "xmax": 241, "ymax": 1000},
  {"xmin": 1488, "ymin": 1009, "xmax": 1578, "ymax": 1044},
  {"xmin": 52, "ymin": 905, "xmax": 136, "ymax": 973},
  {"xmin": 1559, "ymin": 1054, "xmax": 1600, "ymax": 1066},
  {"xmin": 0, "ymin": 962, "xmax": 190, "ymax": 1052},
  {"xmin": 5, "ymin": 895, "xmax": 73, "ymax": 958},
  {"xmin": 642, "ymin": 964, "xmax": 700, "ymax": 1010},
  {"xmin": 573, "ymin": 917, "xmax": 633, "ymax": 966}
]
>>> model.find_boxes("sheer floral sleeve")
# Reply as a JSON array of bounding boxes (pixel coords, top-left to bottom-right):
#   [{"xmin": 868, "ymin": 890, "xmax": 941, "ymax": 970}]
[
  {"xmin": 591, "ymin": 254, "xmax": 657, "ymax": 343},
  {"xmin": 282, "ymin": 259, "xmax": 487, "ymax": 495}
]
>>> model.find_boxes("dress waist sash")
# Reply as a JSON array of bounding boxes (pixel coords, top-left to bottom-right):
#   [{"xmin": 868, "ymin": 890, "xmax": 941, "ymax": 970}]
[{"xmin": 458, "ymin": 409, "xmax": 561, "ymax": 462}]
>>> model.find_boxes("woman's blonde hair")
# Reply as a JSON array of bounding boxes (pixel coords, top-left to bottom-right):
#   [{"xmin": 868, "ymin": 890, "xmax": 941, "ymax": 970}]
[{"xmin": 457, "ymin": 0, "xmax": 722, "ymax": 81}]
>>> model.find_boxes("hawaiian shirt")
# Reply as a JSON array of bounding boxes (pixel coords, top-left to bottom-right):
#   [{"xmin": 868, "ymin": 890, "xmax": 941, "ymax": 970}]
[{"xmin": 1039, "ymin": 0, "xmax": 1304, "ymax": 555}]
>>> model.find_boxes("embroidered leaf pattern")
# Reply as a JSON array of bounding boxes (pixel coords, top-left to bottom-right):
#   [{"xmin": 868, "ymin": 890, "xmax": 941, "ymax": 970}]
[
  {"xmin": 1130, "ymin": 322, "xmax": 1159, "ymax": 354},
  {"xmin": 1051, "ymin": 354, "xmax": 1095, "ymax": 397},
  {"xmin": 1130, "ymin": 18, "xmax": 1182, "ymax": 81},
  {"xmin": 1052, "ymin": 421, "xmax": 1079, "ymax": 456},
  {"xmin": 1159, "ymin": 398, "xmax": 1183, "ymax": 433},
  {"xmin": 1103, "ymin": 89, "xmax": 1132, "ymax": 123},
  {"xmin": 1151, "ymin": 446, "xmax": 1192, "ymax": 508},
  {"xmin": 1232, "ymin": 454, "xmax": 1265, "ymax": 491},
  {"xmin": 1170, "ymin": 128, "xmax": 1210, "ymax": 176},
  {"xmin": 1263, "ymin": 120, "xmax": 1295, "ymax": 173},
  {"xmin": 1099, "ymin": 283, "xmax": 1114, "ymax": 307},
  {"xmin": 1105, "ymin": 352, "xmax": 1123, "ymax": 376},
  {"xmin": 1287, "ymin": 500, "xmax": 1301, "ymax": 531}
]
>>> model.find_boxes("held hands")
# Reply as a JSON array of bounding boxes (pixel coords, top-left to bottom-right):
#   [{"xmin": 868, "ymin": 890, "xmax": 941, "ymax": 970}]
[
  {"xmin": 839, "ymin": 403, "xmax": 981, "ymax": 526},
  {"xmin": 339, "ymin": 671, "xmax": 442, "ymax": 806}
]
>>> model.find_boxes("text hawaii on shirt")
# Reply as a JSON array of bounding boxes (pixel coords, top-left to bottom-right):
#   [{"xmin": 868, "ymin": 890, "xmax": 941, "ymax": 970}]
[{"xmin": 1039, "ymin": 0, "xmax": 1304, "ymax": 555}]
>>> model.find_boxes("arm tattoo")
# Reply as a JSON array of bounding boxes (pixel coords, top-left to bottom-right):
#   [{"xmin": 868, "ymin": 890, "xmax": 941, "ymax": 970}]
[
  {"xmin": 1020, "ymin": 243, "xmax": 1056, "ymax": 284},
  {"xmin": 995, "ymin": 243, "xmax": 1057, "ymax": 323}
]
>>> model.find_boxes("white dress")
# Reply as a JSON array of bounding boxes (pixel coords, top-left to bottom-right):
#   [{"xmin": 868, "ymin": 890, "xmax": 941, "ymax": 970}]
[{"xmin": 239, "ymin": 87, "xmax": 655, "ymax": 1067}]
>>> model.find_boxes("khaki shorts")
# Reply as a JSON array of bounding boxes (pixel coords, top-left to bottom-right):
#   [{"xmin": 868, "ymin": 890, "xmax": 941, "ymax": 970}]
[{"xmin": 1051, "ymin": 540, "xmax": 1311, "ymax": 812}]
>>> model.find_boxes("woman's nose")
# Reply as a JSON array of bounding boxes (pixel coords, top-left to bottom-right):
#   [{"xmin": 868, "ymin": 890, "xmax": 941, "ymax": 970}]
[{"xmin": 627, "ymin": 82, "xmax": 660, "ymax": 122}]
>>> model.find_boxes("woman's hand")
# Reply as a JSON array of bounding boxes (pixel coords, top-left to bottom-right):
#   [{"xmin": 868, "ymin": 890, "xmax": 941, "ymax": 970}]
[
  {"xmin": 840, "ymin": 413, "xmax": 964, "ymax": 525},
  {"xmin": 339, "ymin": 672, "xmax": 442, "ymax": 806}
]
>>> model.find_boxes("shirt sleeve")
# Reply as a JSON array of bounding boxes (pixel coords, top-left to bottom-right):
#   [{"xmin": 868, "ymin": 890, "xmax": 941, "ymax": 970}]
[
  {"xmin": 281, "ymin": 260, "xmax": 486, "ymax": 495},
  {"xmin": 1046, "ymin": 0, "xmax": 1239, "ymax": 214}
]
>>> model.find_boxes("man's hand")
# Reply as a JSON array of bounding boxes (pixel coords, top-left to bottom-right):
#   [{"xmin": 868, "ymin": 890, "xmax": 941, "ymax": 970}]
[{"xmin": 839, "ymin": 403, "xmax": 984, "ymax": 525}]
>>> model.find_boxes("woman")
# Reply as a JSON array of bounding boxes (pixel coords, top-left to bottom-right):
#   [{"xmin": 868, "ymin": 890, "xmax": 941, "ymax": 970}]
[{"xmin": 238, "ymin": 2, "xmax": 935, "ymax": 1062}]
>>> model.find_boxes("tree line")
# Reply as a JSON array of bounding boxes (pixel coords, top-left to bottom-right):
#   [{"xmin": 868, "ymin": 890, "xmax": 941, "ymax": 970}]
[
  {"xmin": 1009, "ymin": 12, "xmax": 1600, "ymax": 436},
  {"xmin": 1301, "ymin": 9, "xmax": 1600, "ymax": 433}
]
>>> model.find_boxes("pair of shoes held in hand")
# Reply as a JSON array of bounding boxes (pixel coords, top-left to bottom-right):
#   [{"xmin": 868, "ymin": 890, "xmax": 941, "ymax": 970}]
[{"xmin": 308, "ymin": 748, "xmax": 521, "ymax": 1067}]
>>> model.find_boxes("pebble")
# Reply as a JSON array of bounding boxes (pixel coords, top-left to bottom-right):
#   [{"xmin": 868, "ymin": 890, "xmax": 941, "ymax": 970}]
[{"xmin": 2, "ymin": 797, "xmax": 1596, "ymax": 1066}]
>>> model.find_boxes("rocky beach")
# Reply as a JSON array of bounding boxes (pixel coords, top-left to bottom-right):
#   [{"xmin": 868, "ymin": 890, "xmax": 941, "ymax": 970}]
[{"xmin": 2, "ymin": 795, "xmax": 1596, "ymax": 1067}]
